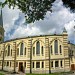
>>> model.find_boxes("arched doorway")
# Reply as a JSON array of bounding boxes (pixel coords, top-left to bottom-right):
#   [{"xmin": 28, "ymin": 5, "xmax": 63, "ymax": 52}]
[{"xmin": 19, "ymin": 62, "xmax": 24, "ymax": 72}]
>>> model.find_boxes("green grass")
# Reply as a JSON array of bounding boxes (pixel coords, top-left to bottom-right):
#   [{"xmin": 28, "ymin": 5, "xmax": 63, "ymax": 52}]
[
  {"xmin": 0, "ymin": 73, "xmax": 4, "ymax": 75},
  {"xmin": 26, "ymin": 71, "xmax": 74, "ymax": 75},
  {"xmin": 26, "ymin": 73, "xmax": 61, "ymax": 75}
]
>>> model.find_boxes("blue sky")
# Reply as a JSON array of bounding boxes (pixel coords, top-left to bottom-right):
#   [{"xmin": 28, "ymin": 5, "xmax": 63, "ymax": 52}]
[{"xmin": 1, "ymin": 0, "xmax": 75, "ymax": 43}]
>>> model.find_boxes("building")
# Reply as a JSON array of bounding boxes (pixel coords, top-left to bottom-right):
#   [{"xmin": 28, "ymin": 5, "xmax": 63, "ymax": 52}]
[{"xmin": 0, "ymin": 9, "xmax": 75, "ymax": 73}]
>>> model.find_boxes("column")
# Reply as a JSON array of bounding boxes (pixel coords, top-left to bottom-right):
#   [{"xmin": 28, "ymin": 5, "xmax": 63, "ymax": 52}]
[
  {"xmin": 59, "ymin": 60, "xmax": 60, "ymax": 68},
  {"xmin": 53, "ymin": 60, "xmax": 55, "ymax": 69}
]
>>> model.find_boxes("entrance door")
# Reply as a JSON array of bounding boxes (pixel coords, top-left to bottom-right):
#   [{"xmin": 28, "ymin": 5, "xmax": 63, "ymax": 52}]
[
  {"xmin": 71, "ymin": 64, "xmax": 75, "ymax": 70},
  {"xmin": 19, "ymin": 62, "xmax": 24, "ymax": 72}
]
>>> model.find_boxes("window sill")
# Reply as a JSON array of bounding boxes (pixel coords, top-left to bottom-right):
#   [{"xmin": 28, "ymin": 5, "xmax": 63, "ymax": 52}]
[
  {"xmin": 55, "ymin": 53, "xmax": 59, "ymax": 55},
  {"xmin": 36, "ymin": 54, "xmax": 40, "ymax": 56}
]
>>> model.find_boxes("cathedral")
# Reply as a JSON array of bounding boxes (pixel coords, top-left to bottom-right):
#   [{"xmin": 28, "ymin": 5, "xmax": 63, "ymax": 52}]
[{"xmin": 0, "ymin": 9, "xmax": 75, "ymax": 73}]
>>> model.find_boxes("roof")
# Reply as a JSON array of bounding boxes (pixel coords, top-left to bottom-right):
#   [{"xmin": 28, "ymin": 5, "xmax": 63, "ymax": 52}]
[{"xmin": 0, "ymin": 34, "xmax": 64, "ymax": 44}]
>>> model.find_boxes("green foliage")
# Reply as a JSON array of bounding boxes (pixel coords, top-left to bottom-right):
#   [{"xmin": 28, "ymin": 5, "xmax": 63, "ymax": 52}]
[
  {"xmin": 0, "ymin": 0, "xmax": 55, "ymax": 23},
  {"xmin": 62, "ymin": 0, "xmax": 75, "ymax": 11},
  {"xmin": 0, "ymin": 73, "xmax": 4, "ymax": 75}
]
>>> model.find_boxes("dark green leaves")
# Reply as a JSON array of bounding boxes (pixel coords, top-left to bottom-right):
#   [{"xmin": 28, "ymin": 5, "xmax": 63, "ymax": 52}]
[
  {"xmin": 1, "ymin": 0, "xmax": 55, "ymax": 23},
  {"xmin": 62, "ymin": 0, "xmax": 75, "ymax": 11}
]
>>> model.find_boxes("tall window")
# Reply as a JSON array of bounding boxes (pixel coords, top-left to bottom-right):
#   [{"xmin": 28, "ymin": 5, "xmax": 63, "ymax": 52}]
[
  {"xmin": 51, "ymin": 61, "xmax": 53, "ymax": 67},
  {"xmin": 41, "ymin": 46, "xmax": 43, "ymax": 55},
  {"xmin": 60, "ymin": 60, "xmax": 63, "ymax": 67},
  {"xmin": 60, "ymin": 45, "xmax": 62, "ymax": 54},
  {"xmin": 54, "ymin": 40, "xmax": 58, "ymax": 54},
  {"xmin": 7, "ymin": 61, "xmax": 9, "ymax": 66},
  {"xmin": 33, "ymin": 62, "xmax": 34, "ymax": 68},
  {"xmin": 24, "ymin": 62, "xmax": 26, "ymax": 68},
  {"xmin": 36, "ymin": 62, "xmax": 40, "ymax": 68},
  {"xmin": 50, "ymin": 45, "xmax": 53, "ymax": 54},
  {"xmin": 20, "ymin": 43, "xmax": 24, "ymax": 55},
  {"xmin": 55, "ymin": 61, "xmax": 59, "ymax": 67},
  {"xmin": 36, "ymin": 41, "xmax": 40, "ymax": 55},
  {"xmin": 42, "ymin": 62, "xmax": 44, "ymax": 68},
  {"xmin": 8, "ymin": 45, "xmax": 10, "ymax": 56}
]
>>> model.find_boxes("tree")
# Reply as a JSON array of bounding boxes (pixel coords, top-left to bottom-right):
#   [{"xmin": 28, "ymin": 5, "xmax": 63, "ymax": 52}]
[
  {"xmin": 0, "ymin": 0, "xmax": 75, "ymax": 23},
  {"xmin": 62, "ymin": 0, "xmax": 75, "ymax": 11}
]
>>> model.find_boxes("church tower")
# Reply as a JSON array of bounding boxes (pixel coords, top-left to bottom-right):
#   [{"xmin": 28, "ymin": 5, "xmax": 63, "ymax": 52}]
[{"xmin": 0, "ymin": 9, "xmax": 4, "ymax": 42}]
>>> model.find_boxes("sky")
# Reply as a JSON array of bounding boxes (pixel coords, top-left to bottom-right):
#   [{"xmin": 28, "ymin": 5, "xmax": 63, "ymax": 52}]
[{"xmin": 1, "ymin": 0, "xmax": 75, "ymax": 43}]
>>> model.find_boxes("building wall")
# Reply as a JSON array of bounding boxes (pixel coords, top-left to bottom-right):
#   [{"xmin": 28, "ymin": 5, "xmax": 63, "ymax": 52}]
[{"xmin": 0, "ymin": 33, "xmax": 70, "ymax": 73}]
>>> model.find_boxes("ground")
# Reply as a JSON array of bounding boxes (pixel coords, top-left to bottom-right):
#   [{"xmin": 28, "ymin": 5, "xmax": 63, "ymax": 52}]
[{"xmin": 0, "ymin": 71, "xmax": 75, "ymax": 75}]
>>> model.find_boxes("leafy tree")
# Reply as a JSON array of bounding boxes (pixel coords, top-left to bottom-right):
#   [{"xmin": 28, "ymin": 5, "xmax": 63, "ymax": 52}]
[
  {"xmin": 0, "ymin": 0, "xmax": 75, "ymax": 23},
  {"xmin": 62, "ymin": 0, "xmax": 75, "ymax": 11}
]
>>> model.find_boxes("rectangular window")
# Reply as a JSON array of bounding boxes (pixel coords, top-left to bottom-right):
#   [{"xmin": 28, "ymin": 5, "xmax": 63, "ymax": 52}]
[
  {"xmin": 36, "ymin": 62, "xmax": 40, "ymax": 68},
  {"xmin": 60, "ymin": 61, "xmax": 63, "ymax": 67},
  {"xmin": 55, "ymin": 61, "xmax": 59, "ymax": 67},
  {"xmin": 51, "ymin": 61, "xmax": 53, "ymax": 67},
  {"xmin": 24, "ymin": 62, "xmax": 26, "ymax": 68},
  {"xmin": 42, "ymin": 62, "xmax": 44, "ymax": 68},
  {"xmin": 33, "ymin": 62, "xmax": 34, "ymax": 68}
]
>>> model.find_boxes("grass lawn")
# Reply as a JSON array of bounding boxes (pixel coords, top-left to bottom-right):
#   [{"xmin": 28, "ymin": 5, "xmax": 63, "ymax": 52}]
[
  {"xmin": 26, "ymin": 71, "xmax": 73, "ymax": 75},
  {"xmin": 26, "ymin": 73, "xmax": 61, "ymax": 75},
  {"xmin": 0, "ymin": 73, "xmax": 4, "ymax": 75}
]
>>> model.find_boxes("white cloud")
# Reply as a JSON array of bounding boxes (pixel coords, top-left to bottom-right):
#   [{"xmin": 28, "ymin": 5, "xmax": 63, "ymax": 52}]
[{"xmin": 2, "ymin": 0, "xmax": 75, "ymax": 43}]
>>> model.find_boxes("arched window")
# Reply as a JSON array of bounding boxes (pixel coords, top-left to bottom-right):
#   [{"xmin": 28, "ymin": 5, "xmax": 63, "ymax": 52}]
[
  {"xmin": 20, "ymin": 43, "xmax": 24, "ymax": 55},
  {"xmin": 36, "ymin": 41, "xmax": 40, "ymax": 55},
  {"xmin": 54, "ymin": 40, "xmax": 58, "ymax": 54},
  {"xmin": 8, "ymin": 45, "xmax": 10, "ymax": 56},
  {"xmin": 60, "ymin": 45, "xmax": 62, "ymax": 54}
]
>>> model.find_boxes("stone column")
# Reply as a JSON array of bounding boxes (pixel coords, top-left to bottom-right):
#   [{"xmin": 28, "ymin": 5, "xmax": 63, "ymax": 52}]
[{"xmin": 12, "ymin": 42, "xmax": 17, "ymax": 73}]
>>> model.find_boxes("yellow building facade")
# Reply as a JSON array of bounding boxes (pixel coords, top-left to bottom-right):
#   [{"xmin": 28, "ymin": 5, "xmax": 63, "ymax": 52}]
[{"xmin": 0, "ymin": 9, "xmax": 75, "ymax": 73}]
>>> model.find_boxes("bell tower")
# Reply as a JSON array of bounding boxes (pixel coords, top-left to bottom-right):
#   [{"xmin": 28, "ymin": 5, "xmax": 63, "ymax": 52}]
[{"xmin": 0, "ymin": 9, "xmax": 4, "ymax": 42}]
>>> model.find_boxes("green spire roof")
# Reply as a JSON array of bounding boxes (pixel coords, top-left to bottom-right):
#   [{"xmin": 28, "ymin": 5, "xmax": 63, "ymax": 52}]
[{"xmin": 0, "ymin": 9, "xmax": 3, "ymax": 27}]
